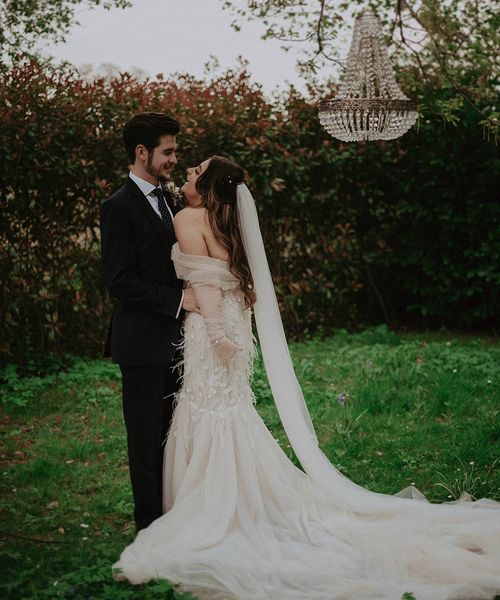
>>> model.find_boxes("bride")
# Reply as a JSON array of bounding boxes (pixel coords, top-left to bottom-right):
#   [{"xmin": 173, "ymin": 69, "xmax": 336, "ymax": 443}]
[{"xmin": 113, "ymin": 156, "xmax": 500, "ymax": 600}]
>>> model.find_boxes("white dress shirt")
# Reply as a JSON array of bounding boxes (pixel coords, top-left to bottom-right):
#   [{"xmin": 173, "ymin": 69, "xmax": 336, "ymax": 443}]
[
  {"xmin": 129, "ymin": 171, "xmax": 175, "ymax": 221},
  {"xmin": 129, "ymin": 172, "xmax": 184, "ymax": 318}
]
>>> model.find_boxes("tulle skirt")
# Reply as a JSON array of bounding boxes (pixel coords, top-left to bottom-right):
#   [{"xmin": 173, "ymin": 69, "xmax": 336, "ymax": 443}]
[{"xmin": 113, "ymin": 293, "xmax": 500, "ymax": 600}]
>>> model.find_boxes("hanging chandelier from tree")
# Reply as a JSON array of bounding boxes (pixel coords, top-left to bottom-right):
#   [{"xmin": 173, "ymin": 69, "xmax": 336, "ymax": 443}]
[{"xmin": 318, "ymin": 10, "xmax": 418, "ymax": 142}]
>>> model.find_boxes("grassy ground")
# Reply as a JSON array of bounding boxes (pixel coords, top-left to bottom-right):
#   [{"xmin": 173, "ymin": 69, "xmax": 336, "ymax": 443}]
[{"xmin": 1, "ymin": 326, "xmax": 499, "ymax": 599}]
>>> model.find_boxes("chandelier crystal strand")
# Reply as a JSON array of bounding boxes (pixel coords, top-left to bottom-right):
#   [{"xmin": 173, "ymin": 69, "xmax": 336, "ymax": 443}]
[{"xmin": 319, "ymin": 11, "xmax": 418, "ymax": 142}]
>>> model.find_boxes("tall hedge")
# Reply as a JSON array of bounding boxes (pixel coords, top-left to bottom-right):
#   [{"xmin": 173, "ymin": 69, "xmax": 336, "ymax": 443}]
[{"xmin": 1, "ymin": 57, "xmax": 498, "ymax": 362}]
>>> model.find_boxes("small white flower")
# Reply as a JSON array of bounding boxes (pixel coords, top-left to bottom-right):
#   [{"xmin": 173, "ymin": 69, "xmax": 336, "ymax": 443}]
[
  {"xmin": 80, "ymin": 523, "xmax": 89, "ymax": 528},
  {"xmin": 452, "ymin": 369, "xmax": 457, "ymax": 373},
  {"xmin": 163, "ymin": 180, "xmax": 184, "ymax": 207},
  {"xmin": 469, "ymin": 461, "xmax": 475, "ymax": 465}
]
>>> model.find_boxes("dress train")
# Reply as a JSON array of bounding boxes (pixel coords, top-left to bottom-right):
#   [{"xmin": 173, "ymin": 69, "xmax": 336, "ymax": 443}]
[{"xmin": 113, "ymin": 246, "xmax": 500, "ymax": 600}]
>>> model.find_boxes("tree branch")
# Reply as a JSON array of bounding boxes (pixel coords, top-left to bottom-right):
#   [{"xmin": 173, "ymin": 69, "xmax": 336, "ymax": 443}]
[{"xmin": 403, "ymin": 2, "xmax": 498, "ymax": 132}]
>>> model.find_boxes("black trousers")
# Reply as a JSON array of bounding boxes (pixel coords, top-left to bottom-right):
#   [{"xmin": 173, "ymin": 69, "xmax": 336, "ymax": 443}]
[{"xmin": 119, "ymin": 359, "xmax": 181, "ymax": 530}]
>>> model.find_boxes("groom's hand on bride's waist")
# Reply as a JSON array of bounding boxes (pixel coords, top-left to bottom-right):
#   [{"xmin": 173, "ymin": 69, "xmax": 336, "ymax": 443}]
[{"xmin": 182, "ymin": 288, "xmax": 200, "ymax": 313}]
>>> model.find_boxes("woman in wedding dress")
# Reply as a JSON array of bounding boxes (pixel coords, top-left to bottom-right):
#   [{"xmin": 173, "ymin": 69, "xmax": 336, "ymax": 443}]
[{"xmin": 113, "ymin": 156, "xmax": 500, "ymax": 600}]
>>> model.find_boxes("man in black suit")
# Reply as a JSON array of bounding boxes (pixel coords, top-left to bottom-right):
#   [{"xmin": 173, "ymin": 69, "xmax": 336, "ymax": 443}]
[{"xmin": 100, "ymin": 113, "xmax": 198, "ymax": 531}]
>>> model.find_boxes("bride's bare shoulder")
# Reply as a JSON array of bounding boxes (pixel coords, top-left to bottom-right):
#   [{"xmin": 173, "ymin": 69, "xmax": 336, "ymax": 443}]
[
  {"xmin": 174, "ymin": 206, "xmax": 207, "ymax": 227},
  {"xmin": 174, "ymin": 207, "xmax": 209, "ymax": 255}
]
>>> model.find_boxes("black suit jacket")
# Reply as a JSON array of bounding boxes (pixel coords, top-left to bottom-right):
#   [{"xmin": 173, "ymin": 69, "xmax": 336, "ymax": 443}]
[{"xmin": 100, "ymin": 177, "xmax": 184, "ymax": 366}]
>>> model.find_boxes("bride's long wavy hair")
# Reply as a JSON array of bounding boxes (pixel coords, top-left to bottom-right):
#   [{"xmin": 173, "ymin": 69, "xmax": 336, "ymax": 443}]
[{"xmin": 195, "ymin": 156, "xmax": 256, "ymax": 309}]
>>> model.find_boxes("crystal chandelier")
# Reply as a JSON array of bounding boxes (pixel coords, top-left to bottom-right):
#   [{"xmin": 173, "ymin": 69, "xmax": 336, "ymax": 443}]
[{"xmin": 318, "ymin": 11, "xmax": 418, "ymax": 142}]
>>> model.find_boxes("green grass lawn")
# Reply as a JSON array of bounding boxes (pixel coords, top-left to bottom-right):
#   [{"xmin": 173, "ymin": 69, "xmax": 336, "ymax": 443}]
[{"xmin": 1, "ymin": 326, "xmax": 499, "ymax": 599}]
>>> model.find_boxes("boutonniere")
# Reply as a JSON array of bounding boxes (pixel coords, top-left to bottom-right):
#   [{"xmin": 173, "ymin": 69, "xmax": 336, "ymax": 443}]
[{"xmin": 163, "ymin": 180, "xmax": 184, "ymax": 208}]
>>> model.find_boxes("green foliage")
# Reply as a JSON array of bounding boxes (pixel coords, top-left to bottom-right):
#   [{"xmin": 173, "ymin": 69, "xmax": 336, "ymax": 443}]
[
  {"xmin": 287, "ymin": 330, "xmax": 500, "ymax": 501},
  {"xmin": 434, "ymin": 457, "xmax": 500, "ymax": 502},
  {"xmin": 223, "ymin": 0, "xmax": 500, "ymax": 136},
  {"xmin": 0, "ymin": 331, "xmax": 498, "ymax": 598},
  {"xmin": 0, "ymin": 554, "xmax": 193, "ymax": 599},
  {"xmin": 1, "ymin": 57, "xmax": 498, "ymax": 362},
  {"xmin": 0, "ymin": 0, "xmax": 131, "ymax": 67},
  {"xmin": 0, "ymin": 364, "xmax": 57, "ymax": 409},
  {"xmin": 3, "ymin": 558, "xmax": 191, "ymax": 599}
]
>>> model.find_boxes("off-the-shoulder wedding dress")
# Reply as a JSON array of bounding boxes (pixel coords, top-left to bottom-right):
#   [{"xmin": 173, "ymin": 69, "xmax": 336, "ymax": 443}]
[{"xmin": 113, "ymin": 243, "xmax": 500, "ymax": 600}]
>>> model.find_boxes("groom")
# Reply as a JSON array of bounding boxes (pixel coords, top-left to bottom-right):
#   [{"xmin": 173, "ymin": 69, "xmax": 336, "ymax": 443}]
[{"xmin": 100, "ymin": 112, "xmax": 197, "ymax": 531}]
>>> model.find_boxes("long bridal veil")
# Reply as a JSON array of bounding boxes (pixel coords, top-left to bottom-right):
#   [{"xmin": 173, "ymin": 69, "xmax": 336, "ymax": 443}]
[{"xmin": 236, "ymin": 182, "xmax": 499, "ymax": 515}]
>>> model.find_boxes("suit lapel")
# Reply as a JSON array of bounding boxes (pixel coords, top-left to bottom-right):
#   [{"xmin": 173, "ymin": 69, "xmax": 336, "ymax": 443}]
[{"xmin": 125, "ymin": 177, "xmax": 176, "ymax": 243}]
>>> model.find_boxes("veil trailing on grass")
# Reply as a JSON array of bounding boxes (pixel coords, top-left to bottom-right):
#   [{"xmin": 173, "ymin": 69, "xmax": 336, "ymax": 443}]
[{"xmin": 236, "ymin": 183, "xmax": 494, "ymax": 512}]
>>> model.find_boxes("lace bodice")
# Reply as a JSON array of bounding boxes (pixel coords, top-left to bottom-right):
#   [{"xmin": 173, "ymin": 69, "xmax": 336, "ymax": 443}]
[{"xmin": 171, "ymin": 242, "xmax": 239, "ymax": 290}]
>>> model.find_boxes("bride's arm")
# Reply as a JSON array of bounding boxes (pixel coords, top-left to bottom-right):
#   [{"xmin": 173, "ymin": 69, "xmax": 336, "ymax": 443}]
[{"xmin": 173, "ymin": 208, "xmax": 240, "ymax": 361}]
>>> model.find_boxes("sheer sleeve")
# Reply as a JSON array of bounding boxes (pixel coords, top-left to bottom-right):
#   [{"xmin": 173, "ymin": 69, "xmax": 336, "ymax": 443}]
[{"xmin": 171, "ymin": 243, "xmax": 239, "ymax": 290}]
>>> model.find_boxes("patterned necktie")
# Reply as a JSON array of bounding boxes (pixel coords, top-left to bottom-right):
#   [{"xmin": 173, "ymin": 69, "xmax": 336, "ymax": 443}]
[{"xmin": 151, "ymin": 187, "xmax": 175, "ymax": 239}]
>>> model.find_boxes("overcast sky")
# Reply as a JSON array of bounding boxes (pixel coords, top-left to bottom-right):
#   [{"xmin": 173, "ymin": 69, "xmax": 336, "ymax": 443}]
[{"xmin": 42, "ymin": 0, "xmax": 315, "ymax": 95}]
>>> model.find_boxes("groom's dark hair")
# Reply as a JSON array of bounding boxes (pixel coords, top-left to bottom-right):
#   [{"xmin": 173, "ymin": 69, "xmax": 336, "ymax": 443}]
[{"xmin": 123, "ymin": 112, "xmax": 180, "ymax": 163}]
